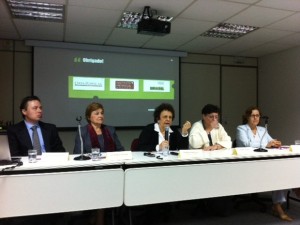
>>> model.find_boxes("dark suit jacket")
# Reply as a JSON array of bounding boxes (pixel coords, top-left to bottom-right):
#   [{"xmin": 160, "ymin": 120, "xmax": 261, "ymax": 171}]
[
  {"xmin": 7, "ymin": 121, "xmax": 65, "ymax": 156},
  {"xmin": 73, "ymin": 124, "xmax": 124, "ymax": 154},
  {"xmin": 137, "ymin": 123, "xmax": 189, "ymax": 151}
]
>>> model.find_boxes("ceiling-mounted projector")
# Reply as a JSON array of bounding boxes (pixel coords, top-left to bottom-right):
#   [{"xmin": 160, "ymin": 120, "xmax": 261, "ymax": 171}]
[
  {"xmin": 137, "ymin": 6, "xmax": 171, "ymax": 36},
  {"xmin": 138, "ymin": 19, "xmax": 171, "ymax": 36}
]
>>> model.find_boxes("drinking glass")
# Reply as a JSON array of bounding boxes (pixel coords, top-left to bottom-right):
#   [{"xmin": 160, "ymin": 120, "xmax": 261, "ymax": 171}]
[
  {"xmin": 28, "ymin": 149, "xmax": 37, "ymax": 163},
  {"xmin": 295, "ymin": 140, "xmax": 300, "ymax": 145},
  {"xmin": 91, "ymin": 148, "xmax": 100, "ymax": 161}
]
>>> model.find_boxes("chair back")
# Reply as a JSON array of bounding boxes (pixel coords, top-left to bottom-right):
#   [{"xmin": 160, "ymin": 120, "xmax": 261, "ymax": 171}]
[
  {"xmin": 130, "ymin": 138, "xmax": 139, "ymax": 151},
  {"xmin": 232, "ymin": 139, "xmax": 237, "ymax": 148}
]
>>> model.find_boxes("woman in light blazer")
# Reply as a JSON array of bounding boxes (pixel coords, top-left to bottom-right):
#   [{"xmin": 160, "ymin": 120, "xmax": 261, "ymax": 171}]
[{"xmin": 236, "ymin": 106, "xmax": 292, "ymax": 222}]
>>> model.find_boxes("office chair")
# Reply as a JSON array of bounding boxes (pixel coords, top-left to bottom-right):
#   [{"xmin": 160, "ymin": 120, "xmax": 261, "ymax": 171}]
[{"xmin": 130, "ymin": 138, "xmax": 139, "ymax": 151}]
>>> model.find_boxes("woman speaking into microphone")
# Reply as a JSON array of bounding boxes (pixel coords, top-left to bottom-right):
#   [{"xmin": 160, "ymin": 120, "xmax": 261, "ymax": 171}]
[{"xmin": 137, "ymin": 103, "xmax": 191, "ymax": 152}]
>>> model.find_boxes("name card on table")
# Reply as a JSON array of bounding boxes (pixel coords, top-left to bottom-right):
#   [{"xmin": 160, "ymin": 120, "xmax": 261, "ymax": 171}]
[
  {"xmin": 106, "ymin": 151, "xmax": 132, "ymax": 161},
  {"xmin": 179, "ymin": 150, "xmax": 202, "ymax": 159},
  {"xmin": 290, "ymin": 145, "xmax": 300, "ymax": 153},
  {"xmin": 41, "ymin": 152, "xmax": 69, "ymax": 162}
]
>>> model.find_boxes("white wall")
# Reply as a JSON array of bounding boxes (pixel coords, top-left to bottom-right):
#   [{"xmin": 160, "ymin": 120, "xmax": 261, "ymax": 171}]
[
  {"xmin": 181, "ymin": 54, "xmax": 258, "ymax": 139},
  {"xmin": 259, "ymin": 46, "xmax": 300, "ymax": 145}
]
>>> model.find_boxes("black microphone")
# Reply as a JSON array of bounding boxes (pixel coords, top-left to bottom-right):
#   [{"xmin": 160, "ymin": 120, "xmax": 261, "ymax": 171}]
[
  {"xmin": 254, "ymin": 116, "xmax": 269, "ymax": 152},
  {"xmin": 165, "ymin": 126, "xmax": 169, "ymax": 141},
  {"xmin": 261, "ymin": 116, "xmax": 269, "ymax": 124},
  {"xmin": 74, "ymin": 116, "xmax": 90, "ymax": 161}
]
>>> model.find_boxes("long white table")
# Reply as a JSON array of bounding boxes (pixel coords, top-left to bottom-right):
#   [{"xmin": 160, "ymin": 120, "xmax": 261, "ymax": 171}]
[
  {"xmin": 1, "ymin": 148, "xmax": 300, "ymax": 218},
  {"xmin": 0, "ymin": 154, "xmax": 124, "ymax": 218},
  {"xmin": 124, "ymin": 148, "xmax": 300, "ymax": 206}
]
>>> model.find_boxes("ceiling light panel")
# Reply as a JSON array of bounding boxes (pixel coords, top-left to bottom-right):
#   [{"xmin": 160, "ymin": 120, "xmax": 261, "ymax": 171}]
[
  {"xmin": 118, "ymin": 11, "xmax": 142, "ymax": 29},
  {"xmin": 201, "ymin": 23, "xmax": 258, "ymax": 39},
  {"xmin": 6, "ymin": 0, "xmax": 64, "ymax": 22},
  {"xmin": 117, "ymin": 11, "xmax": 173, "ymax": 30}
]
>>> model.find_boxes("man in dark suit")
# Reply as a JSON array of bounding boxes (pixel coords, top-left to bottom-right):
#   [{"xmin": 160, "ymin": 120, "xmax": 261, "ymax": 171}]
[{"xmin": 7, "ymin": 95, "xmax": 65, "ymax": 156}]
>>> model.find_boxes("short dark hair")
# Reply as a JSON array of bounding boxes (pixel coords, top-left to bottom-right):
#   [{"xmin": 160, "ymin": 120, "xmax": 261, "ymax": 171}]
[
  {"xmin": 153, "ymin": 103, "xmax": 175, "ymax": 123},
  {"xmin": 202, "ymin": 104, "xmax": 220, "ymax": 115},
  {"xmin": 19, "ymin": 96, "xmax": 41, "ymax": 118},
  {"xmin": 85, "ymin": 102, "xmax": 104, "ymax": 123},
  {"xmin": 242, "ymin": 106, "xmax": 260, "ymax": 124}
]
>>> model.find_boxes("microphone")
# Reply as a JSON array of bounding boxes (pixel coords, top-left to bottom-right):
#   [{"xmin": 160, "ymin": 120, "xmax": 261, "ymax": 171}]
[
  {"xmin": 254, "ymin": 116, "xmax": 269, "ymax": 152},
  {"xmin": 261, "ymin": 116, "xmax": 269, "ymax": 124},
  {"xmin": 162, "ymin": 126, "xmax": 170, "ymax": 155},
  {"xmin": 165, "ymin": 126, "xmax": 169, "ymax": 141},
  {"xmin": 74, "ymin": 116, "xmax": 90, "ymax": 161}
]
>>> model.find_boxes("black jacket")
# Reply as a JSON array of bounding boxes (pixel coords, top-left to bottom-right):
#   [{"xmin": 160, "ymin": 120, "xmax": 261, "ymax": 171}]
[
  {"xmin": 7, "ymin": 121, "xmax": 65, "ymax": 156},
  {"xmin": 137, "ymin": 123, "xmax": 188, "ymax": 151}
]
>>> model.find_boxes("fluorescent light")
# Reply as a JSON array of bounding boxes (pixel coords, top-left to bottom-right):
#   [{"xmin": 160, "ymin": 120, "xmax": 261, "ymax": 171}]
[
  {"xmin": 117, "ymin": 11, "xmax": 173, "ymax": 30},
  {"xmin": 201, "ymin": 23, "xmax": 258, "ymax": 39},
  {"xmin": 117, "ymin": 11, "xmax": 142, "ymax": 29},
  {"xmin": 6, "ymin": 0, "xmax": 64, "ymax": 22}
]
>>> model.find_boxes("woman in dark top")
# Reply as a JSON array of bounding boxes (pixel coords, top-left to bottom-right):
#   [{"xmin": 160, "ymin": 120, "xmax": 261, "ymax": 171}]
[
  {"xmin": 137, "ymin": 103, "xmax": 191, "ymax": 151},
  {"xmin": 73, "ymin": 102, "xmax": 124, "ymax": 225},
  {"xmin": 73, "ymin": 102, "xmax": 124, "ymax": 154}
]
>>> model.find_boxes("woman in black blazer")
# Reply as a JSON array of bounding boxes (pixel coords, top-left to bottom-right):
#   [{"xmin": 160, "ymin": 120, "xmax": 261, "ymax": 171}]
[{"xmin": 137, "ymin": 103, "xmax": 191, "ymax": 152}]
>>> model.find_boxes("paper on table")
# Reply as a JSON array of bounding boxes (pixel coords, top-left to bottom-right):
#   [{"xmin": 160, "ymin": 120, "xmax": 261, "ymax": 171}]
[
  {"xmin": 41, "ymin": 152, "xmax": 69, "ymax": 162},
  {"xmin": 106, "ymin": 151, "xmax": 132, "ymax": 161},
  {"xmin": 179, "ymin": 150, "xmax": 202, "ymax": 159},
  {"xmin": 290, "ymin": 145, "xmax": 300, "ymax": 152}
]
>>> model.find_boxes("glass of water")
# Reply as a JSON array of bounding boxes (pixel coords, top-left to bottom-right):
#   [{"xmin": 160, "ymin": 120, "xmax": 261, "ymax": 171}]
[
  {"xmin": 28, "ymin": 149, "xmax": 37, "ymax": 163},
  {"xmin": 91, "ymin": 148, "xmax": 100, "ymax": 161},
  {"xmin": 295, "ymin": 140, "xmax": 300, "ymax": 145},
  {"xmin": 162, "ymin": 146, "xmax": 169, "ymax": 156}
]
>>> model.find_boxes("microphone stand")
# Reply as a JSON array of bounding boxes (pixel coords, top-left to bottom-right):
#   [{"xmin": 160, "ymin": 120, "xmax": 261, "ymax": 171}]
[
  {"xmin": 74, "ymin": 116, "xmax": 90, "ymax": 160},
  {"xmin": 254, "ymin": 117, "xmax": 268, "ymax": 152}
]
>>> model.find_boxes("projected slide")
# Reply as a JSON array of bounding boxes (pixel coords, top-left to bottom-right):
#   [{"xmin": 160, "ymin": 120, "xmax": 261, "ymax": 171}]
[
  {"xmin": 68, "ymin": 76, "xmax": 175, "ymax": 99},
  {"xmin": 33, "ymin": 44, "xmax": 181, "ymax": 127}
]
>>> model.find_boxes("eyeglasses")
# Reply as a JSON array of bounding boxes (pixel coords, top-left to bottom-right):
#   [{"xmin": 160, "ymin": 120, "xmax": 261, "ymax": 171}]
[
  {"xmin": 207, "ymin": 114, "xmax": 219, "ymax": 119},
  {"xmin": 250, "ymin": 114, "xmax": 260, "ymax": 118},
  {"xmin": 162, "ymin": 115, "xmax": 173, "ymax": 120}
]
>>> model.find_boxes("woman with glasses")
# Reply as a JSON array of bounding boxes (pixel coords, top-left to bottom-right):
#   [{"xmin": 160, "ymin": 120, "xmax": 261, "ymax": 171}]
[
  {"xmin": 236, "ymin": 106, "xmax": 281, "ymax": 148},
  {"xmin": 189, "ymin": 104, "xmax": 233, "ymax": 217},
  {"xmin": 236, "ymin": 106, "xmax": 292, "ymax": 222},
  {"xmin": 189, "ymin": 104, "xmax": 232, "ymax": 150}
]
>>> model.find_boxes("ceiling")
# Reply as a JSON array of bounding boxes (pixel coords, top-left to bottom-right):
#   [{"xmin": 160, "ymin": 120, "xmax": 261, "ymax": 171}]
[{"xmin": 1, "ymin": 0, "xmax": 300, "ymax": 57}]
